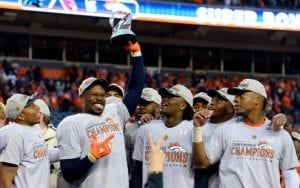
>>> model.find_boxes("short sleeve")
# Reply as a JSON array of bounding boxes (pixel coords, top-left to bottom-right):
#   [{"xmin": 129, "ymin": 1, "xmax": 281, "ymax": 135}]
[
  {"xmin": 56, "ymin": 120, "xmax": 82, "ymax": 160},
  {"xmin": 280, "ymin": 131, "xmax": 299, "ymax": 170},
  {"xmin": 0, "ymin": 129, "xmax": 23, "ymax": 165},
  {"xmin": 204, "ymin": 126, "xmax": 226, "ymax": 165},
  {"xmin": 117, "ymin": 103, "xmax": 131, "ymax": 129},
  {"xmin": 132, "ymin": 127, "xmax": 144, "ymax": 161}
]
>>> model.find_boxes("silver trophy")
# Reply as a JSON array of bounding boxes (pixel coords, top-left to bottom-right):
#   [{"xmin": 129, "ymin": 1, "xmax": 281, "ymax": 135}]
[{"xmin": 109, "ymin": 11, "xmax": 136, "ymax": 46}]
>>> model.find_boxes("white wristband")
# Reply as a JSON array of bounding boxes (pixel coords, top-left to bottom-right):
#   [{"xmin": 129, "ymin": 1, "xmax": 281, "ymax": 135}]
[
  {"xmin": 131, "ymin": 51, "xmax": 142, "ymax": 57},
  {"xmin": 193, "ymin": 127, "xmax": 203, "ymax": 143}
]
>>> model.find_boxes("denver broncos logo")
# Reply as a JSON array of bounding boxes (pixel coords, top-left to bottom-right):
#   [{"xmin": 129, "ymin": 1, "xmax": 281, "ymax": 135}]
[
  {"xmin": 258, "ymin": 141, "xmax": 273, "ymax": 150},
  {"xmin": 168, "ymin": 143, "xmax": 187, "ymax": 153}
]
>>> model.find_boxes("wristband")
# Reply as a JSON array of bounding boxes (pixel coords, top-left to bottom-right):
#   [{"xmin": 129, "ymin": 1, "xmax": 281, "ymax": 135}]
[
  {"xmin": 193, "ymin": 127, "xmax": 203, "ymax": 143},
  {"xmin": 148, "ymin": 171, "xmax": 162, "ymax": 176},
  {"xmin": 87, "ymin": 152, "xmax": 97, "ymax": 163},
  {"xmin": 131, "ymin": 51, "xmax": 142, "ymax": 57}
]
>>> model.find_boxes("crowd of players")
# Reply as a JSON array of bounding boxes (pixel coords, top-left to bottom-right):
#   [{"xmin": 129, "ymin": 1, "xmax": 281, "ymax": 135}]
[{"xmin": 0, "ymin": 40, "xmax": 299, "ymax": 188}]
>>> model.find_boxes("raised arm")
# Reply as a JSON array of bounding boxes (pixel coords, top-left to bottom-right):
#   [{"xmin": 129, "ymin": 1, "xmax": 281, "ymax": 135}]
[
  {"xmin": 193, "ymin": 110, "xmax": 211, "ymax": 169},
  {"xmin": 123, "ymin": 41, "xmax": 145, "ymax": 116}
]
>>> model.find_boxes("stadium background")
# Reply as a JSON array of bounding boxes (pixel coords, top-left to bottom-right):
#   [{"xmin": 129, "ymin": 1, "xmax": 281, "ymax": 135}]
[{"xmin": 0, "ymin": 0, "xmax": 299, "ymax": 130}]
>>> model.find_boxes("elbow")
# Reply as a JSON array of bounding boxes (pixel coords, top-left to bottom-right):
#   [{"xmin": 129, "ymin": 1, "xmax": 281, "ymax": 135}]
[{"xmin": 61, "ymin": 169, "xmax": 77, "ymax": 183}]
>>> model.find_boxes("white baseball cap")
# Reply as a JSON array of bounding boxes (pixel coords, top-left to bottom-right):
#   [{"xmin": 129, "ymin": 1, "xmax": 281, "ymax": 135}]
[
  {"xmin": 106, "ymin": 83, "xmax": 125, "ymax": 97},
  {"xmin": 207, "ymin": 88, "xmax": 235, "ymax": 107},
  {"xmin": 159, "ymin": 84, "xmax": 193, "ymax": 108},
  {"xmin": 228, "ymin": 79, "xmax": 267, "ymax": 99},
  {"xmin": 193, "ymin": 92, "xmax": 211, "ymax": 104},
  {"xmin": 6, "ymin": 93, "xmax": 38, "ymax": 120},
  {"xmin": 34, "ymin": 99, "xmax": 50, "ymax": 117},
  {"xmin": 78, "ymin": 77, "xmax": 109, "ymax": 96},
  {"xmin": 141, "ymin": 88, "xmax": 162, "ymax": 106},
  {"xmin": 292, "ymin": 132, "xmax": 300, "ymax": 142}
]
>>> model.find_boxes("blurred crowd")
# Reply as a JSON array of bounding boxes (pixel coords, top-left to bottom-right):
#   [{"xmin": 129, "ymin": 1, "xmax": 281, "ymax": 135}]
[{"xmin": 0, "ymin": 60, "xmax": 299, "ymax": 130}]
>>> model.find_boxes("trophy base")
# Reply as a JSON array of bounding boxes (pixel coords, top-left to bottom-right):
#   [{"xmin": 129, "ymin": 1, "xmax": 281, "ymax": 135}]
[{"xmin": 111, "ymin": 29, "xmax": 137, "ymax": 46}]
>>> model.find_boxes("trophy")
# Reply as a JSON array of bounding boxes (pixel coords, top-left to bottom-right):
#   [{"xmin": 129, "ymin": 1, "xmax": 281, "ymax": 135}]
[{"xmin": 109, "ymin": 11, "xmax": 137, "ymax": 46}]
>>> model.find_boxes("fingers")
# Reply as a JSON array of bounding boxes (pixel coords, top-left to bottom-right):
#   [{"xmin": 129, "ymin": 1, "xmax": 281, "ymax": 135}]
[
  {"xmin": 148, "ymin": 134, "xmax": 165, "ymax": 150},
  {"xmin": 156, "ymin": 135, "xmax": 165, "ymax": 149},
  {"xmin": 103, "ymin": 134, "xmax": 115, "ymax": 143},
  {"xmin": 91, "ymin": 133, "xmax": 97, "ymax": 143},
  {"xmin": 148, "ymin": 133, "xmax": 154, "ymax": 149}
]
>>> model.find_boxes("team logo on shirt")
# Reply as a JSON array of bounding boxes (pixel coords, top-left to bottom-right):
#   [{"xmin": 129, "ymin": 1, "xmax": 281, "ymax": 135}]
[
  {"xmin": 145, "ymin": 142, "xmax": 189, "ymax": 166},
  {"xmin": 168, "ymin": 143, "xmax": 187, "ymax": 153}
]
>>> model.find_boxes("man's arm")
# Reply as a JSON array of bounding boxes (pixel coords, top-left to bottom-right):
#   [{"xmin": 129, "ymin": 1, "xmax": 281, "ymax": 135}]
[
  {"xmin": 193, "ymin": 111, "xmax": 211, "ymax": 169},
  {"xmin": 0, "ymin": 162, "xmax": 18, "ymax": 188},
  {"xmin": 123, "ymin": 42, "xmax": 145, "ymax": 116},
  {"xmin": 60, "ymin": 134, "xmax": 114, "ymax": 183},
  {"xmin": 283, "ymin": 168, "xmax": 299, "ymax": 188}
]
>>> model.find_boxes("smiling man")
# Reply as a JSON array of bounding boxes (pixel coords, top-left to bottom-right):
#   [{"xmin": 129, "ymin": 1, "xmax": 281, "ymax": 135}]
[
  {"xmin": 0, "ymin": 93, "xmax": 50, "ymax": 188},
  {"xmin": 56, "ymin": 41, "xmax": 144, "ymax": 188}
]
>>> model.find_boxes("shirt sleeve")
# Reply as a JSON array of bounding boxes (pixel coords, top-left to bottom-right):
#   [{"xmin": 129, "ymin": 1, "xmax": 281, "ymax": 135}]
[
  {"xmin": 0, "ymin": 129, "xmax": 23, "ymax": 165},
  {"xmin": 132, "ymin": 126, "xmax": 144, "ymax": 161},
  {"xmin": 280, "ymin": 131, "xmax": 299, "ymax": 170},
  {"xmin": 57, "ymin": 120, "xmax": 82, "ymax": 160},
  {"xmin": 117, "ymin": 103, "xmax": 130, "ymax": 129},
  {"xmin": 204, "ymin": 126, "xmax": 226, "ymax": 165}
]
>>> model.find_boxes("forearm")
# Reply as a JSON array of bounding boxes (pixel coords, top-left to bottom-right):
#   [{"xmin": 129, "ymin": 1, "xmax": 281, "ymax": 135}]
[
  {"xmin": 283, "ymin": 168, "xmax": 300, "ymax": 188},
  {"xmin": 193, "ymin": 127, "xmax": 210, "ymax": 169},
  {"xmin": 0, "ymin": 177, "xmax": 13, "ymax": 188},
  {"xmin": 60, "ymin": 156, "xmax": 94, "ymax": 183},
  {"xmin": 123, "ymin": 56, "xmax": 145, "ymax": 115},
  {"xmin": 0, "ymin": 163, "xmax": 17, "ymax": 188},
  {"xmin": 193, "ymin": 142, "xmax": 210, "ymax": 169}
]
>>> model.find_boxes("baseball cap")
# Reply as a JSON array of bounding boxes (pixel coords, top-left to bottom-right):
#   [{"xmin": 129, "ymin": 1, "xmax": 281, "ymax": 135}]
[
  {"xmin": 159, "ymin": 84, "xmax": 193, "ymax": 108},
  {"xmin": 207, "ymin": 88, "xmax": 235, "ymax": 107},
  {"xmin": 6, "ymin": 93, "xmax": 38, "ymax": 120},
  {"xmin": 292, "ymin": 132, "xmax": 300, "ymax": 142},
  {"xmin": 34, "ymin": 99, "xmax": 50, "ymax": 117},
  {"xmin": 78, "ymin": 77, "xmax": 109, "ymax": 96},
  {"xmin": 193, "ymin": 92, "xmax": 211, "ymax": 104},
  {"xmin": 228, "ymin": 79, "xmax": 267, "ymax": 99},
  {"xmin": 141, "ymin": 88, "xmax": 162, "ymax": 106},
  {"xmin": 105, "ymin": 83, "xmax": 125, "ymax": 97}
]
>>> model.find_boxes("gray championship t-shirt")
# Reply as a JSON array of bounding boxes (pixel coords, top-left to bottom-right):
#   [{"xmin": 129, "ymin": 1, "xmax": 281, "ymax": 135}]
[
  {"xmin": 56, "ymin": 102, "xmax": 130, "ymax": 188},
  {"xmin": 133, "ymin": 119, "xmax": 194, "ymax": 188},
  {"xmin": 0, "ymin": 123, "xmax": 50, "ymax": 188},
  {"xmin": 205, "ymin": 118, "xmax": 299, "ymax": 188}
]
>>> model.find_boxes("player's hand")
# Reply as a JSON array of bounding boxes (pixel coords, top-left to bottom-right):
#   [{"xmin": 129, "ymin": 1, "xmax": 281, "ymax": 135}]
[
  {"xmin": 139, "ymin": 114, "xmax": 154, "ymax": 125},
  {"xmin": 124, "ymin": 41, "xmax": 141, "ymax": 53},
  {"xmin": 148, "ymin": 134, "xmax": 166, "ymax": 173},
  {"xmin": 90, "ymin": 134, "xmax": 115, "ymax": 159},
  {"xmin": 193, "ymin": 110, "xmax": 212, "ymax": 127},
  {"xmin": 269, "ymin": 113, "xmax": 287, "ymax": 132}
]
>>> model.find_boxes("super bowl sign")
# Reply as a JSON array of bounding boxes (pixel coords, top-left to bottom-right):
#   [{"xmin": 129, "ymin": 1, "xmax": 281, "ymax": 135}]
[{"xmin": 0, "ymin": 0, "xmax": 299, "ymax": 31}]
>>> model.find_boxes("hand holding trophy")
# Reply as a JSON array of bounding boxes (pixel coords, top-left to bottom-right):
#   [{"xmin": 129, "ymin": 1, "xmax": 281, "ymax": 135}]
[{"xmin": 109, "ymin": 11, "xmax": 137, "ymax": 47}]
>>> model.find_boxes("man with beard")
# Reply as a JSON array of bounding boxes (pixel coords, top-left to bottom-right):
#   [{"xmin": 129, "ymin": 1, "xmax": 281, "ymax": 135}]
[
  {"xmin": 125, "ymin": 87, "xmax": 161, "ymax": 187},
  {"xmin": 132, "ymin": 84, "xmax": 195, "ymax": 188},
  {"xmin": 193, "ymin": 79, "xmax": 299, "ymax": 188},
  {"xmin": 56, "ymin": 41, "xmax": 144, "ymax": 188},
  {"xmin": 194, "ymin": 88, "xmax": 235, "ymax": 188}
]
